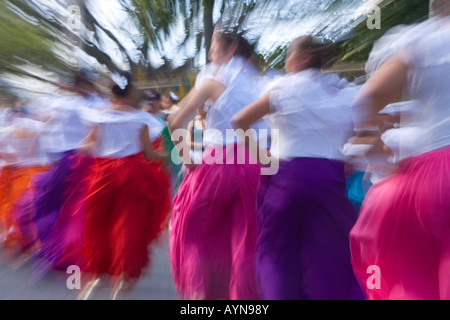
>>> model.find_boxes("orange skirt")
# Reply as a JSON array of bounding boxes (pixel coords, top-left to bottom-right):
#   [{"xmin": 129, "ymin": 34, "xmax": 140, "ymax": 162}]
[{"xmin": 0, "ymin": 165, "xmax": 51, "ymax": 247}]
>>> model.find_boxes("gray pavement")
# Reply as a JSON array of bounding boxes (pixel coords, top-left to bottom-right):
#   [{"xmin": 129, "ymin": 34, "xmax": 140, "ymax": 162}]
[{"xmin": 0, "ymin": 230, "xmax": 179, "ymax": 300}]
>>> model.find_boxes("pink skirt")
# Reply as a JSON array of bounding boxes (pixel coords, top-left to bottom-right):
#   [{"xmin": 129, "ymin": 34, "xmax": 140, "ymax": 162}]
[
  {"xmin": 170, "ymin": 144, "xmax": 261, "ymax": 300},
  {"xmin": 350, "ymin": 147, "xmax": 450, "ymax": 300}
]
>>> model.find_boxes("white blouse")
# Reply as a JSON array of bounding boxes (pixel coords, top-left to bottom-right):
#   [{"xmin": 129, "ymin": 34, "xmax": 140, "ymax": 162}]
[
  {"xmin": 39, "ymin": 95, "xmax": 103, "ymax": 154},
  {"xmin": 365, "ymin": 17, "xmax": 442, "ymax": 76},
  {"xmin": 396, "ymin": 17, "xmax": 450, "ymax": 156},
  {"xmin": 197, "ymin": 57, "xmax": 270, "ymax": 148},
  {"xmin": 265, "ymin": 69, "xmax": 358, "ymax": 161},
  {"xmin": 0, "ymin": 115, "xmax": 50, "ymax": 167}
]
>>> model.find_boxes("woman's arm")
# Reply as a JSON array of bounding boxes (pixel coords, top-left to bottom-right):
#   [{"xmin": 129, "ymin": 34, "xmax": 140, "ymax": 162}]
[
  {"xmin": 231, "ymin": 93, "xmax": 271, "ymax": 162},
  {"xmin": 232, "ymin": 93, "xmax": 271, "ymax": 131},
  {"xmin": 77, "ymin": 125, "xmax": 99, "ymax": 155},
  {"xmin": 175, "ymin": 88, "xmax": 197, "ymax": 110},
  {"xmin": 353, "ymin": 56, "xmax": 408, "ymax": 132},
  {"xmin": 167, "ymin": 80, "xmax": 225, "ymax": 133},
  {"xmin": 141, "ymin": 125, "xmax": 168, "ymax": 162},
  {"xmin": 167, "ymin": 80, "xmax": 225, "ymax": 168}
]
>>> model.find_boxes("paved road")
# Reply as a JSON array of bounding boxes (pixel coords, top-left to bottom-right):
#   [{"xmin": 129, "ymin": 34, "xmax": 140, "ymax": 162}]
[{"xmin": 0, "ymin": 230, "xmax": 179, "ymax": 300}]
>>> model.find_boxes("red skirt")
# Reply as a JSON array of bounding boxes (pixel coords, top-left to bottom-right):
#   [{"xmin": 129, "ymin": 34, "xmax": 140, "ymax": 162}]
[{"xmin": 80, "ymin": 153, "xmax": 171, "ymax": 279}]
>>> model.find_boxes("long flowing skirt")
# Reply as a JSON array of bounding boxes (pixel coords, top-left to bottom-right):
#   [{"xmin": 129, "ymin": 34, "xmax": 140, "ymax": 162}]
[
  {"xmin": 31, "ymin": 151, "xmax": 79, "ymax": 243},
  {"xmin": 34, "ymin": 152, "xmax": 94, "ymax": 275},
  {"xmin": 80, "ymin": 153, "xmax": 171, "ymax": 279},
  {"xmin": 256, "ymin": 158, "xmax": 364, "ymax": 300},
  {"xmin": 170, "ymin": 144, "xmax": 261, "ymax": 300},
  {"xmin": 350, "ymin": 147, "xmax": 450, "ymax": 300}
]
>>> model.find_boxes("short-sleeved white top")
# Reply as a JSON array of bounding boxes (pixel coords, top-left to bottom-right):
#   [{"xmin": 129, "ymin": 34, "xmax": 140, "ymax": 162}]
[
  {"xmin": 396, "ymin": 17, "xmax": 450, "ymax": 156},
  {"xmin": 365, "ymin": 17, "xmax": 441, "ymax": 76},
  {"xmin": 39, "ymin": 94, "xmax": 107, "ymax": 154},
  {"xmin": 81, "ymin": 108, "xmax": 165, "ymax": 158},
  {"xmin": 265, "ymin": 69, "xmax": 358, "ymax": 161},
  {"xmin": 197, "ymin": 56, "xmax": 270, "ymax": 148},
  {"xmin": 0, "ymin": 115, "xmax": 50, "ymax": 167}
]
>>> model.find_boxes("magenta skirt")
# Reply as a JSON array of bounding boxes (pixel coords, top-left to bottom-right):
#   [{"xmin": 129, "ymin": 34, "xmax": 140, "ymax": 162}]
[
  {"xmin": 169, "ymin": 144, "xmax": 261, "ymax": 300},
  {"xmin": 350, "ymin": 147, "xmax": 450, "ymax": 299}
]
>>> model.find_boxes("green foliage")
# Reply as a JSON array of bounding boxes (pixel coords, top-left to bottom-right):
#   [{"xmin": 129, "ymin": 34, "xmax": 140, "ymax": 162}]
[
  {"xmin": 120, "ymin": 0, "xmax": 178, "ymax": 46},
  {"xmin": 0, "ymin": 1, "xmax": 67, "ymax": 76},
  {"xmin": 257, "ymin": 0, "xmax": 429, "ymax": 74}
]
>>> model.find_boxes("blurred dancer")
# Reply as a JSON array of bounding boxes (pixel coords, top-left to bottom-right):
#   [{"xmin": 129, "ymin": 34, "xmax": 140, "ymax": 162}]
[
  {"xmin": 168, "ymin": 31, "xmax": 267, "ymax": 300},
  {"xmin": 186, "ymin": 109, "xmax": 206, "ymax": 169},
  {"xmin": 6, "ymin": 73, "xmax": 109, "ymax": 275},
  {"xmin": 27, "ymin": 73, "xmax": 105, "ymax": 247},
  {"xmin": 173, "ymin": 109, "xmax": 206, "ymax": 196},
  {"xmin": 141, "ymin": 93, "xmax": 183, "ymax": 200},
  {"xmin": 350, "ymin": 1, "xmax": 450, "ymax": 299},
  {"xmin": 145, "ymin": 90, "xmax": 167, "ymax": 121},
  {"xmin": 233, "ymin": 35, "xmax": 363, "ymax": 300},
  {"xmin": 79, "ymin": 72, "xmax": 171, "ymax": 300},
  {"xmin": 161, "ymin": 92, "xmax": 181, "ymax": 114}
]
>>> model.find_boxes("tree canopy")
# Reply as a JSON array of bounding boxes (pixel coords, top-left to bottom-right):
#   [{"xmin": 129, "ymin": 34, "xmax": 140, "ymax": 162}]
[{"xmin": 0, "ymin": 0, "xmax": 432, "ymax": 97}]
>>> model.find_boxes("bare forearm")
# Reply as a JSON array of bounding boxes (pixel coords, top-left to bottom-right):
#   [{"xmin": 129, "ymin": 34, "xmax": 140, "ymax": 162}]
[{"xmin": 353, "ymin": 57, "xmax": 408, "ymax": 129}]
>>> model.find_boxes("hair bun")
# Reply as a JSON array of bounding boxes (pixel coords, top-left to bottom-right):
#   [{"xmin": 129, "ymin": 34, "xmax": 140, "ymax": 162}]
[{"xmin": 111, "ymin": 72, "xmax": 133, "ymax": 97}]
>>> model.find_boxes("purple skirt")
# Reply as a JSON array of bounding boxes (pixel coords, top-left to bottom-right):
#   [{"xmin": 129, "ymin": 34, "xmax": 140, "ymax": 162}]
[
  {"xmin": 31, "ymin": 151, "xmax": 76, "ymax": 243},
  {"xmin": 11, "ymin": 152, "xmax": 76, "ymax": 252},
  {"xmin": 256, "ymin": 157, "xmax": 364, "ymax": 300},
  {"xmin": 34, "ymin": 152, "xmax": 94, "ymax": 275}
]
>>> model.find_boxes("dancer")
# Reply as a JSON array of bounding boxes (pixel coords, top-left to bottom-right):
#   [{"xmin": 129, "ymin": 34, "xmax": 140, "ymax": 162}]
[
  {"xmin": 161, "ymin": 92, "xmax": 181, "ymax": 114},
  {"xmin": 173, "ymin": 109, "xmax": 206, "ymax": 196},
  {"xmin": 232, "ymin": 35, "xmax": 364, "ymax": 300},
  {"xmin": 141, "ymin": 94, "xmax": 183, "ymax": 200},
  {"xmin": 186, "ymin": 109, "xmax": 206, "ymax": 168},
  {"xmin": 20, "ymin": 73, "xmax": 105, "ymax": 248},
  {"xmin": 79, "ymin": 72, "xmax": 171, "ymax": 300},
  {"xmin": 350, "ymin": 1, "xmax": 450, "ymax": 299},
  {"xmin": 168, "ymin": 31, "xmax": 267, "ymax": 300},
  {"xmin": 6, "ymin": 73, "xmax": 109, "ymax": 274}
]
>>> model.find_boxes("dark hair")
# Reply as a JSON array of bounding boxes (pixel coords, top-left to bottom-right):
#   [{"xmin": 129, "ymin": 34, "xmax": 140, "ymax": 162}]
[
  {"xmin": 112, "ymin": 72, "xmax": 133, "ymax": 98},
  {"xmin": 74, "ymin": 74, "xmax": 94, "ymax": 88},
  {"xmin": 289, "ymin": 35, "xmax": 330, "ymax": 69},
  {"xmin": 215, "ymin": 32, "xmax": 253, "ymax": 59}
]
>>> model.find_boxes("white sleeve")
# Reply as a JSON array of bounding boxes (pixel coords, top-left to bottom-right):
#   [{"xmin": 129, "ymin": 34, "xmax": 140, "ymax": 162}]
[
  {"xmin": 143, "ymin": 113, "xmax": 165, "ymax": 142},
  {"xmin": 268, "ymin": 89, "xmax": 281, "ymax": 114},
  {"xmin": 267, "ymin": 76, "xmax": 289, "ymax": 114}
]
